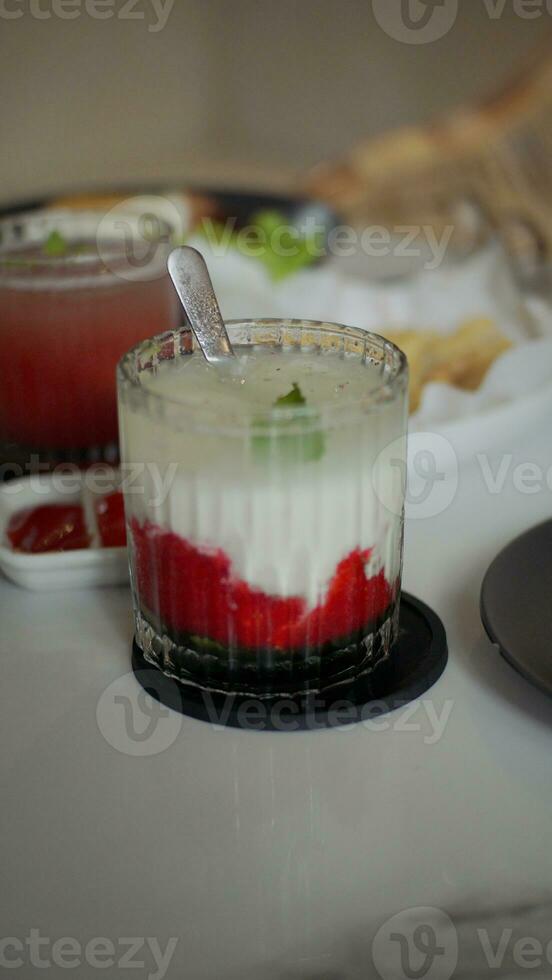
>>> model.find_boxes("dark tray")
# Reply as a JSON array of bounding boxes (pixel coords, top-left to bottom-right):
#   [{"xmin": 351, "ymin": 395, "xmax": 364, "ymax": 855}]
[
  {"xmin": 481, "ymin": 519, "xmax": 552, "ymax": 697},
  {"xmin": 0, "ymin": 183, "xmax": 337, "ymax": 235}
]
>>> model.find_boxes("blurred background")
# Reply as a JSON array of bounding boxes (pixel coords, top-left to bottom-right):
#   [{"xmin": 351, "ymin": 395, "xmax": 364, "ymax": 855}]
[
  {"xmin": 3, "ymin": 0, "xmax": 552, "ymax": 472},
  {"xmin": 0, "ymin": 0, "xmax": 548, "ymax": 203}
]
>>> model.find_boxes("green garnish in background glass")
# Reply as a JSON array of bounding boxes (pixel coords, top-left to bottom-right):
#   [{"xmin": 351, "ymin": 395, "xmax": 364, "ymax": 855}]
[
  {"xmin": 252, "ymin": 383, "xmax": 325, "ymax": 464},
  {"xmin": 43, "ymin": 230, "xmax": 69, "ymax": 257},
  {"xmin": 2, "ymin": 230, "xmax": 71, "ymax": 268}
]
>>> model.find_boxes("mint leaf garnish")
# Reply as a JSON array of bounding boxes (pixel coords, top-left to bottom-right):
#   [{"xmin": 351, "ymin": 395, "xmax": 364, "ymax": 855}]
[
  {"xmin": 43, "ymin": 230, "xmax": 69, "ymax": 257},
  {"xmin": 252, "ymin": 383, "xmax": 325, "ymax": 464},
  {"xmin": 274, "ymin": 382, "xmax": 306, "ymax": 408}
]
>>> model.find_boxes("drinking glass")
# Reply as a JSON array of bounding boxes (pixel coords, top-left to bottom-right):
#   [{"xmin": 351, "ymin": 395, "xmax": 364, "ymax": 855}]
[
  {"xmin": 118, "ymin": 319, "xmax": 408, "ymax": 697},
  {"xmin": 0, "ymin": 209, "xmax": 180, "ymax": 470}
]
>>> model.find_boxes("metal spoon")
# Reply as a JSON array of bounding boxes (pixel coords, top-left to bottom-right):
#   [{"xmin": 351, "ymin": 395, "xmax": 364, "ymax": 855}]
[{"xmin": 167, "ymin": 246, "xmax": 234, "ymax": 363}]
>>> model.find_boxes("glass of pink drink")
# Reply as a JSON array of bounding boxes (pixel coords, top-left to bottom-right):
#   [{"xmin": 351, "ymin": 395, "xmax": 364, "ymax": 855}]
[{"xmin": 0, "ymin": 210, "xmax": 180, "ymax": 468}]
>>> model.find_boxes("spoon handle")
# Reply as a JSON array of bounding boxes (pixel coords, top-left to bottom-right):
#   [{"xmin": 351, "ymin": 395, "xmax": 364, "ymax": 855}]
[{"xmin": 168, "ymin": 247, "xmax": 234, "ymax": 363}]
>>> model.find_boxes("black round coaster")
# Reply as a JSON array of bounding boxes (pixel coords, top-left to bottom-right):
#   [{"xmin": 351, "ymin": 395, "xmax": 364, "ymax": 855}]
[{"xmin": 131, "ymin": 593, "xmax": 448, "ymax": 732}]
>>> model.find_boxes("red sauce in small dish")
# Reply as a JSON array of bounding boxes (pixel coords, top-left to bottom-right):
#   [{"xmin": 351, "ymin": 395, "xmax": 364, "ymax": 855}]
[{"xmin": 6, "ymin": 504, "xmax": 90, "ymax": 554}]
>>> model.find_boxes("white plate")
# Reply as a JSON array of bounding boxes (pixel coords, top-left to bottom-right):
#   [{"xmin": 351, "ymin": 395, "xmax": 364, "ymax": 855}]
[{"xmin": 0, "ymin": 475, "xmax": 129, "ymax": 591}]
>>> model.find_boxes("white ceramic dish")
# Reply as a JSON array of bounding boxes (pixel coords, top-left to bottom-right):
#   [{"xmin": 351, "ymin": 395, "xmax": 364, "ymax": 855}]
[{"xmin": 0, "ymin": 475, "xmax": 129, "ymax": 591}]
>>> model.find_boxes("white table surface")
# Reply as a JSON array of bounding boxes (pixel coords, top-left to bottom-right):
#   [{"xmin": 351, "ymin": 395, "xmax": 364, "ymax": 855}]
[{"xmin": 2, "ymin": 421, "xmax": 552, "ymax": 980}]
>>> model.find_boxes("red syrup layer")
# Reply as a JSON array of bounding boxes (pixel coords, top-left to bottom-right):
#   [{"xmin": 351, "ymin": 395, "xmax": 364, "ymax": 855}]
[{"xmin": 130, "ymin": 518, "xmax": 395, "ymax": 653}]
